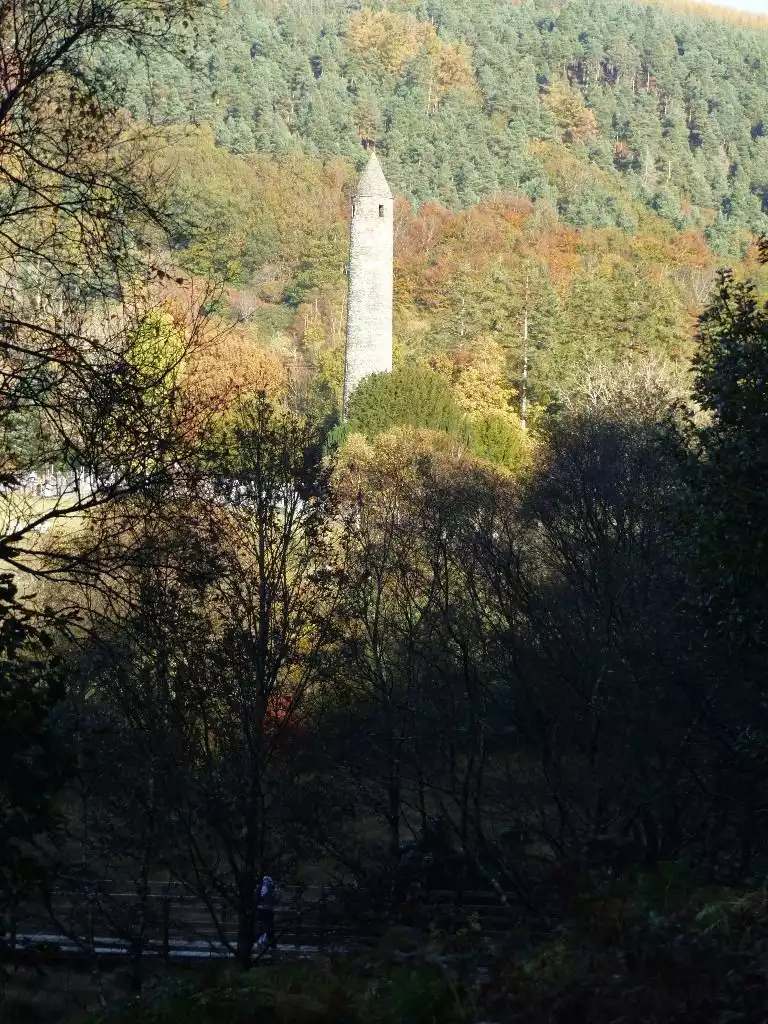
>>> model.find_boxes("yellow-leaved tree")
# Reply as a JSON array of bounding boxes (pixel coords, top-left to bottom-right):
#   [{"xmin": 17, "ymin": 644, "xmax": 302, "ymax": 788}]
[
  {"xmin": 348, "ymin": 7, "xmax": 475, "ymax": 109},
  {"xmin": 185, "ymin": 325, "xmax": 287, "ymax": 423}
]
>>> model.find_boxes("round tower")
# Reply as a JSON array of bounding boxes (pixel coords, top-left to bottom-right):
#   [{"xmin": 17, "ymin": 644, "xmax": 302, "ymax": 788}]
[{"xmin": 342, "ymin": 151, "xmax": 393, "ymax": 419}]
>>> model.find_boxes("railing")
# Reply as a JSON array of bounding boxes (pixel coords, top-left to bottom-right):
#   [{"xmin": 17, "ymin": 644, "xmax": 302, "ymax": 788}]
[{"xmin": 6, "ymin": 882, "xmax": 532, "ymax": 962}]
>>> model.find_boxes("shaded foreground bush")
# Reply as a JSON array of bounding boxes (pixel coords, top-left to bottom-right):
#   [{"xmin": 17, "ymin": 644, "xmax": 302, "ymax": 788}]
[
  {"xmin": 490, "ymin": 872, "xmax": 768, "ymax": 1024},
  {"xmin": 75, "ymin": 959, "xmax": 469, "ymax": 1024},
  {"xmin": 73, "ymin": 874, "xmax": 768, "ymax": 1024}
]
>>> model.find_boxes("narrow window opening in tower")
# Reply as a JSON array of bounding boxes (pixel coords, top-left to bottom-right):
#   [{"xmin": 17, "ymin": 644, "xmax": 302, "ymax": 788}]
[{"xmin": 379, "ymin": 204, "xmax": 385, "ymax": 217}]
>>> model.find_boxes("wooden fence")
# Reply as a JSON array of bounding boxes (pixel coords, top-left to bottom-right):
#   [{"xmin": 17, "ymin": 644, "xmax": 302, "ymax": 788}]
[{"xmin": 6, "ymin": 882, "xmax": 533, "ymax": 961}]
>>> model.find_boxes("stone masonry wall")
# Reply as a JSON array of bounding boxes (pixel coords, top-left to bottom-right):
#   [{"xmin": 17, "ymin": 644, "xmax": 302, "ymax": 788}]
[{"xmin": 342, "ymin": 190, "xmax": 394, "ymax": 417}]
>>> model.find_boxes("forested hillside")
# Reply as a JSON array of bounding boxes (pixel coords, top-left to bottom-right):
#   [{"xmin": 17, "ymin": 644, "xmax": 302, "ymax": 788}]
[
  {"xmin": 93, "ymin": 0, "xmax": 768, "ymax": 432},
  {"xmin": 117, "ymin": 0, "xmax": 768, "ymax": 242}
]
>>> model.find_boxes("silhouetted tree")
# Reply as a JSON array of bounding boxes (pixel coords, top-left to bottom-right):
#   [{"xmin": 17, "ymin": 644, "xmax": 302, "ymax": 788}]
[
  {"xmin": 0, "ymin": 575, "xmax": 69, "ymax": 942},
  {"xmin": 0, "ymin": 0, "xmax": 215, "ymax": 577},
  {"xmin": 69, "ymin": 395, "xmax": 342, "ymax": 967}
]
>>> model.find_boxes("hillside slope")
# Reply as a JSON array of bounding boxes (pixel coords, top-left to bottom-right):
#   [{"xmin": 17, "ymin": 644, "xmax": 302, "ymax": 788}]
[
  {"xmin": 115, "ymin": 0, "xmax": 768, "ymax": 252},
  {"xmin": 94, "ymin": 0, "xmax": 768, "ymax": 431}
]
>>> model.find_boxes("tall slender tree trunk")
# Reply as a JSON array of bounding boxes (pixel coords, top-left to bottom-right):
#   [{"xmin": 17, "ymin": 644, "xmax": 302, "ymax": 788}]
[
  {"xmin": 236, "ymin": 898, "xmax": 256, "ymax": 968},
  {"xmin": 236, "ymin": 814, "xmax": 260, "ymax": 967},
  {"xmin": 388, "ymin": 765, "xmax": 401, "ymax": 861},
  {"xmin": 521, "ymin": 275, "xmax": 529, "ymax": 431}
]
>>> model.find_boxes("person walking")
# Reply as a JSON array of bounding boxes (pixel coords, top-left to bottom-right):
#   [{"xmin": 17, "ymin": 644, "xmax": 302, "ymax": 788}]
[{"xmin": 257, "ymin": 875, "xmax": 277, "ymax": 949}]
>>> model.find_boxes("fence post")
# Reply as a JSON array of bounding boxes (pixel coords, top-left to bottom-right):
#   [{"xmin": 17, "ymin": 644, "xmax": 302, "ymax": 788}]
[
  {"xmin": 319, "ymin": 887, "xmax": 327, "ymax": 953},
  {"xmin": 87, "ymin": 890, "xmax": 95, "ymax": 954},
  {"xmin": 9, "ymin": 899, "xmax": 17, "ymax": 955},
  {"xmin": 295, "ymin": 893, "xmax": 303, "ymax": 951},
  {"xmin": 162, "ymin": 898, "xmax": 171, "ymax": 961}
]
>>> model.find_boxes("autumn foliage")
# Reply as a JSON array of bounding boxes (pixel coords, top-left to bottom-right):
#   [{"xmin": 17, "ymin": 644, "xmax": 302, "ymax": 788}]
[
  {"xmin": 186, "ymin": 325, "xmax": 286, "ymax": 414},
  {"xmin": 348, "ymin": 7, "xmax": 476, "ymax": 105}
]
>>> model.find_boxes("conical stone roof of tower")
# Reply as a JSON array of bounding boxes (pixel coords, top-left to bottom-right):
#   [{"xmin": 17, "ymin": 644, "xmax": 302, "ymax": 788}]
[{"xmin": 354, "ymin": 151, "xmax": 393, "ymax": 198}]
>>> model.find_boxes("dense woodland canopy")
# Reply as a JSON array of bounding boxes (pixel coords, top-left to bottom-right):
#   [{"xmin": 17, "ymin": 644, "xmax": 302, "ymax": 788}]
[
  {"xmin": 117, "ymin": 0, "xmax": 768, "ymax": 236},
  {"xmin": 86, "ymin": 0, "xmax": 768, "ymax": 432},
  {"xmin": 4, "ymin": 1, "xmax": 768, "ymax": 1022}
]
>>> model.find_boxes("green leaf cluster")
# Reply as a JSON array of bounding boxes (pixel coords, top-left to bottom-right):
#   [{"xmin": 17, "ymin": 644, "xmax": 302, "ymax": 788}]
[{"xmin": 346, "ymin": 364, "xmax": 468, "ymax": 441}]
